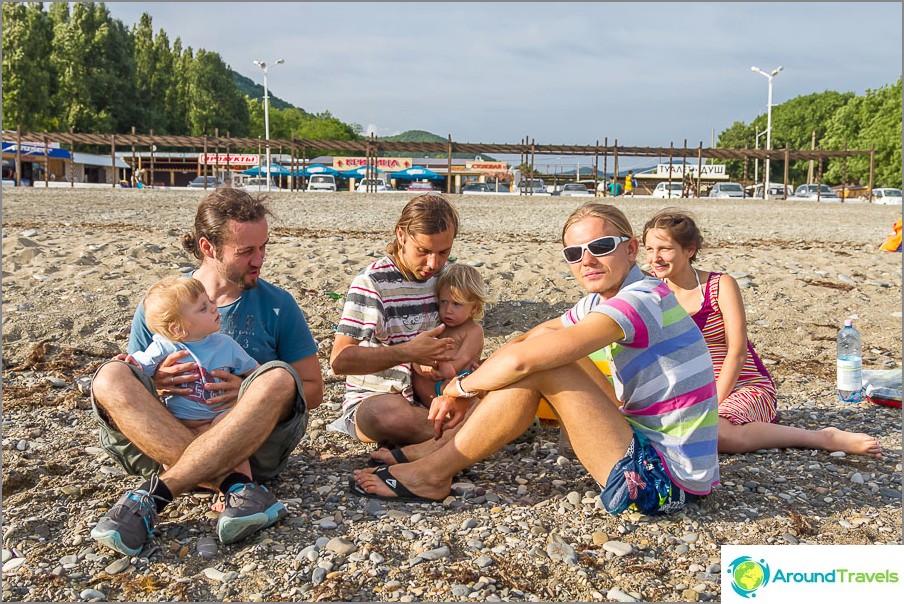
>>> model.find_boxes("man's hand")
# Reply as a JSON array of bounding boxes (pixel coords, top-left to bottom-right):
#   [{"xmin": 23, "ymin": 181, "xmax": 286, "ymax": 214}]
[
  {"xmin": 151, "ymin": 350, "xmax": 197, "ymax": 396},
  {"xmin": 405, "ymin": 324, "xmax": 454, "ymax": 366},
  {"xmin": 204, "ymin": 370, "xmax": 243, "ymax": 411},
  {"xmin": 427, "ymin": 394, "xmax": 470, "ymax": 439}
]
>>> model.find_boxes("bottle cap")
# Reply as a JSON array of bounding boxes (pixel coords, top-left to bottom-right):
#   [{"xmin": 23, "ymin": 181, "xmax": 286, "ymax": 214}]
[{"xmin": 844, "ymin": 319, "xmax": 853, "ymax": 327}]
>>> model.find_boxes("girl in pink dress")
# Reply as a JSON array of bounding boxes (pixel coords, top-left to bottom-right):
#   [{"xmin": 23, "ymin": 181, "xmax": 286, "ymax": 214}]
[{"xmin": 642, "ymin": 208, "xmax": 882, "ymax": 457}]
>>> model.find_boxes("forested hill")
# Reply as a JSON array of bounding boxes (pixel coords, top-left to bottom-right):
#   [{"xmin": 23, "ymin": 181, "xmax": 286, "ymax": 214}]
[{"xmin": 231, "ymin": 71, "xmax": 301, "ymax": 113}]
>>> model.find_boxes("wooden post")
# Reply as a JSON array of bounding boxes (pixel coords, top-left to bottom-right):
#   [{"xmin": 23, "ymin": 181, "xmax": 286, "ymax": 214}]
[
  {"xmin": 43, "ymin": 135, "xmax": 49, "ymax": 187},
  {"xmin": 530, "ymin": 138, "xmax": 536, "ymax": 195},
  {"xmin": 695, "ymin": 142, "xmax": 703, "ymax": 196},
  {"xmin": 602, "ymin": 137, "xmax": 608, "ymax": 194},
  {"xmin": 841, "ymin": 141, "xmax": 848, "ymax": 203},
  {"xmin": 225, "ymin": 135, "xmax": 231, "ymax": 186},
  {"xmin": 783, "ymin": 144, "xmax": 790, "ymax": 200},
  {"xmin": 668, "ymin": 142, "xmax": 674, "ymax": 193},
  {"xmin": 110, "ymin": 134, "xmax": 116, "ymax": 188},
  {"xmin": 214, "ymin": 128, "xmax": 221, "ymax": 189},
  {"xmin": 807, "ymin": 130, "xmax": 816, "ymax": 182},
  {"xmin": 68, "ymin": 127, "xmax": 74, "ymax": 188},
  {"xmin": 742, "ymin": 145, "xmax": 748, "ymax": 189},
  {"xmin": 446, "ymin": 134, "xmax": 453, "ymax": 194},
  {"xmin": 868, "ymin": 145, "xmax": 875, "ymax": 202},
  {"xmin": 202, "ymin": 136, "xmax": 208, "ymax": 181},
  {"xmin": 682, "ymin": 138, "xmax": 688, "ymax": 197},
  {"xmin": 593, "ymin": 139, "xmax": 599, "ymax": 194},
  {"xmin": 816, "ymin": 156, "xmax": 823, "ymax": 201},
  {"xmin": 131, "ymin": 126, "xmax": 137, "ymax": 187},
  {"xmin": 149, "ymin": 129, "xmax": 155, "ymax": 188},
  {"xmin": 613, "ymin": 139, "xmax": 619, "ymax": 194},
  {"xmin": 15, "ymin": 126, "xmax": 21, "ymax": 186}
]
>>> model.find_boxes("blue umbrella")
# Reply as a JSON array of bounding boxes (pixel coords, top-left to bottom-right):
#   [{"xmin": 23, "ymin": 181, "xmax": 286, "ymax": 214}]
[
  {"xmin": 242, "ymin": 164, "xmax": 292, "ymax": 177},
  {"xmin": 339, "ymin": 166, "xmax": 384, "ymax": 178},
  {"xmin": 391, "ymin": 166, "xmax": 444, "ymax": 181},
  {"xmin": 296, "ymin": 164, "xmax": 341, "ymax": 177}
]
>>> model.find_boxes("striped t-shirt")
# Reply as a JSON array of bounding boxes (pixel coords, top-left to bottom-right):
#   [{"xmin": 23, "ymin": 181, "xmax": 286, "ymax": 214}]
[
  {"xmin": 560, "ymin": 265, "xmax": 720, "ymax": 495},
  {"xmin": 336, "ymin": 255, "xmax": 440, "ymax": 407}
]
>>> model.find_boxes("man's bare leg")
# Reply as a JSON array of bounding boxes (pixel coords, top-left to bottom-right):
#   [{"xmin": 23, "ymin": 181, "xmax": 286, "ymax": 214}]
[
  {"xmin": 160, "ymin": 368, "xmax": 297, "ymax": 496},
  {"xmin": 353, "ymin": 394, "xmax": 435, "ymax": 445},
  {"xmin": 369, "ymin": 398, "xmax": 479, "ymax": 464},
  {"xmin": 353, "ymin": 360, "xmax": 633, "ymax": 500}
]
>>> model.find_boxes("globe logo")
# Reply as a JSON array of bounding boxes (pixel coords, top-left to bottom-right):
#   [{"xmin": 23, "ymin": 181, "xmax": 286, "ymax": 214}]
[{"xmin": 726, "ymin": 556, "xmax": 771, "ymax": 598}]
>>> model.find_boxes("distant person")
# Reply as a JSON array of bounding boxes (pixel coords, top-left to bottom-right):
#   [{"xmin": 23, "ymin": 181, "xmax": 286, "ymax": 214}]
[
  {"xmin": 682, "ymin": 172, "xmax": 694, "ymax": 198},
  {"xmin": 625, "ymin": 171, "xmax": 635, "ymax": 197},
  {"xmin": 328, "ymin": 194, "xmax": 459, "ymax": 447},
  {"xmin": 607, "ymin": 176, "xmax": 621, "ymax": 197},
  {"xmin": 89, "ymin": 189, "xmax": 323, "ymax": 556},
  {"xmin": 123, "ymin": 277, "xmax": 260, "ymax": 491},
  {"xmin": 642, "ymin": 208, "xmax": 882, "ymax": 457}
]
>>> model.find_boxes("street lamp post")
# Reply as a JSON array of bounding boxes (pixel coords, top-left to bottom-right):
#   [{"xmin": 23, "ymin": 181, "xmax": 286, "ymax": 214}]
[
  {"xmin": 754, "ymin": 128, "xmax": 767, "ymax": 197},
  {"xmin": 253, "ymin": 58, "xmax": 285, "ymax": 192},
  {"xmin": 751, "ymin": 65, "xmax": 783, "ymax": 200}
]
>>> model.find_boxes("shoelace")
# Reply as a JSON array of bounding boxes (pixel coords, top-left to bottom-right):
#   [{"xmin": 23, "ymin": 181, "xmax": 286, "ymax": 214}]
[{"xmin": 127, "ymin": 475, "xmax": 167, "ymax": 534}]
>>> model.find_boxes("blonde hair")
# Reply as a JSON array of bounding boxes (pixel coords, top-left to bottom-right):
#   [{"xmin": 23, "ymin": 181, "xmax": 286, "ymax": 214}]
[
  {"xmin": 561, "ymin": 202, "xmax": 634, "ymax": 243},
  {"xmin": 143, "ymin": 277, "xmax": 208, "ymax": 342},
  {"xmin": 436, "ymin": 263, "xmax": 487, "ymax": 321}
]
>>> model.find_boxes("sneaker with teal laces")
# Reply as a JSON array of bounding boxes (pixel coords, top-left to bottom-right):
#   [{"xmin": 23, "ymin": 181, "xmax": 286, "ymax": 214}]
[
  {"xmin": 90, "ymin": 477, "xmax": 163, "ymax": 556},
  {"xmin": 216, "ymin": 482, "xmax": 286, "ymax": 545}
]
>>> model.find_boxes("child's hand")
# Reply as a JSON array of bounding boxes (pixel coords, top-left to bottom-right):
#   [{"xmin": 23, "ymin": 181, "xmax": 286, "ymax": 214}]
[
  {"xmin": 412, "ymin": 363, "xmax": 441, "ymax": 380},
  {"xmin": 121, "ymin": 354, "xmax": 140, "ymax": 367}
]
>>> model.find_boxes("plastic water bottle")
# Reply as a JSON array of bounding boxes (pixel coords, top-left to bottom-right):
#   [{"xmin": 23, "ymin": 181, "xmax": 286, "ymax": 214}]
[{"xmin": 836, "ymin": 319, "xmax": 863, "ymax": 402}]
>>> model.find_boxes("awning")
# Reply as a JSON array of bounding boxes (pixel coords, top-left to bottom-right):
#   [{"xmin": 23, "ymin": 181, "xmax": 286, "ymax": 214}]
[
  {"xmin": 243, "ymin": 164, "xmax": 293, "ymax": 176},
  {"xmin": 2, "ymin": 141, "xmax": 71, "ymax": 160},
  {"xmin": 338, "ymin": 166, "xmax": 384, "ymax": 178},
  {"xmin": 72, "ymin": 152, "xmax": 130, "ymax": 169},
  {"xmin": 295, "ymin": 164, "xmax": 341, "ymax": 177}
]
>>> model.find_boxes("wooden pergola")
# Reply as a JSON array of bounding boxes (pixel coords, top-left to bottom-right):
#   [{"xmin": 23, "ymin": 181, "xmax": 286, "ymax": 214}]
[{"xmin": 2, "ymin": 129, "xmax": 876, "ymax": 200}]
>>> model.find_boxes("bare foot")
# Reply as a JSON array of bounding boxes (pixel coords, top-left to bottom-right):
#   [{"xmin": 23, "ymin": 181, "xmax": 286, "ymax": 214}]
[
  {"xmin": 820, "ymin": 427, "xmax": 883, "ymax": 458},
  {"xmin": 210, "ymin": 494, "xmax": 225, "ymax": 513},
  {"xmin": 369, "ymin": 446, "xmax": 409, "ymax": 466},
  {"xmin": 352, "ymin": 466, "xmax": 450, "ymax": 500}
]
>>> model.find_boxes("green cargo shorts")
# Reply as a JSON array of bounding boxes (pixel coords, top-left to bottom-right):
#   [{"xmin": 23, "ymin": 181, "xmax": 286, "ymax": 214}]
[{"xmin": 90, "ymin": 359, "xmax": 308, "ymax": 482}]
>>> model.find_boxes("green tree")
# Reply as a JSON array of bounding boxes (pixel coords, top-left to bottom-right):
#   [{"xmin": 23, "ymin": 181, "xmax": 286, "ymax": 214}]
[
  {"xmin": 823, "ymin": 78, "xmax": 902, "ymax": 188},
  {"xmin": 2, "ymin": 2, "xmax": 55, "ymax": 131},
  {"xmin": 185, "ymin": 49, "xmax": 249, "ymax": 136}
]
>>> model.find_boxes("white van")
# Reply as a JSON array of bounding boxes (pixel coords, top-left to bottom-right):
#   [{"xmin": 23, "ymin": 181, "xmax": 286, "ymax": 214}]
[
  {"xmin": 306, "ymin": 174, "xmax": 337, "ymax": 192},
  {"xmin": 356, "ymin": 178, "xmax": 390, "ymax": 192}
]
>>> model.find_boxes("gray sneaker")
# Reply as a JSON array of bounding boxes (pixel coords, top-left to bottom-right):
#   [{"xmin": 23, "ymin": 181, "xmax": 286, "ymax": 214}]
[
  {"xmin": 216, "ymin": 482, "xmax": 286, "ymax": 545},
  {"xmin": 90, "ymin": 476, "xmax": 163, "ymax": 556}
]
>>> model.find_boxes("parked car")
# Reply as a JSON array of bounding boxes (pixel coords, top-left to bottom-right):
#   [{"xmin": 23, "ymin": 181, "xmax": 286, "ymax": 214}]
[
  {"xmin": 407, "ymin": 181, "xmax": 437, "ymax": 192},
  {"xmin": 790, "ymin": 183, "xmax": 840, "ymax": 201},
  {"xmin": 306, "ymin": 174, "xmax": 337, "ymax": 192},
  {"xmin": 557, "ymin": 183, "xmax": 592, "ymax": 197},
  {"xmin": 519, "ymin": 178, "xmax": 547, "ymax": 194},
  {"xmin": 708, "ymin": 182, "xmax": 745, "ymax": 198},
  {"xmin": 462, "ymin": 182, "xmax": 491, "ymax": 194},
  {"xmin": 651, "ymin": 181, "xmax": 684, "ymax": 199},
  {"xmin": 747, "ymin": 183, "xmax": 793, "ymax": 200},
  {"xmin": 188, "ymin": 175, "xmax": 224, "ymax": 188},
  {"xmin": 242, "ymin": 176, "xmax": 277, "ymax": 192},
  {"xmin": 356, "ymin": 178, "xmax": 390, "ymax": 192},
  {"xmin": 872, "ymin": 187, "xmax": 903, "ymax": 205}
]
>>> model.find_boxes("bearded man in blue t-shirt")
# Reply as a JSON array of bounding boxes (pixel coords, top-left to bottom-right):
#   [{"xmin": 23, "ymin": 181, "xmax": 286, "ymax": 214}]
[{"xmin": 89, "ymin": 189, "xmax": 323, "ymax": 556}]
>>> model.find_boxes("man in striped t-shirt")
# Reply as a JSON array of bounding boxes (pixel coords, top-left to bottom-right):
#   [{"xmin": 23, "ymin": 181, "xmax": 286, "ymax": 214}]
[
  {"xmin": 352, "ymin": 203, "xmax": 719, "ymax": 516},
  {"xmin": 328, "ymin": 195, "xmax": 460, "ymax": 445}
]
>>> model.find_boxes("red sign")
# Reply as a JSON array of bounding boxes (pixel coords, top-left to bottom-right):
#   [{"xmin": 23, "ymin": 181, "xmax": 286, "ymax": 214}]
[
  {"xmin": 198, "ymin": 153, "xmax": 259, "ymax": 166},
  {"xmin": 333, "ymin": 157, "xmax": 413, "ymax": 171}
]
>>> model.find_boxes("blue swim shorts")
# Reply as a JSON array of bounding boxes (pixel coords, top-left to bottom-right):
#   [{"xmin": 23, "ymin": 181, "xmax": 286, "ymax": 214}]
[{"xmin": 598, "ymin": 430, "xmax": 698, "ymax": 516}]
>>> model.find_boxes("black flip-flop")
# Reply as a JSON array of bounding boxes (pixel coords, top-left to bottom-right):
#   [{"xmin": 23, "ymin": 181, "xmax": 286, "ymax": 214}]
[
  {"xmin": 367, "ymin": 446, "xmax": 410, "ymax": 467},
  {"xmin": 348, "ymin": 466, "xmax": 444, "ymax": 503}
]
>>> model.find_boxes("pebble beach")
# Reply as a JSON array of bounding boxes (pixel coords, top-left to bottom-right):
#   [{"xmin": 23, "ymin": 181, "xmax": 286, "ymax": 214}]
[{"xmin": 1, "ymin": 188, "xmax": 902, "ymax": 602}]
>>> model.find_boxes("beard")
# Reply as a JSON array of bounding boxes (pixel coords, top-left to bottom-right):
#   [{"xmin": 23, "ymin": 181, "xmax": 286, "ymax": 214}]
[{"xmin": 218, "ymin": 261, "xmax": 259, "ymax": 290}]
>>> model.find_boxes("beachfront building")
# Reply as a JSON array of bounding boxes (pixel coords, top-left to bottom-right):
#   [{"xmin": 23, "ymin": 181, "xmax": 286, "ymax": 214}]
[{"xmin": 2, "ymin": 139, "xmax": 130, "ymax": 187}]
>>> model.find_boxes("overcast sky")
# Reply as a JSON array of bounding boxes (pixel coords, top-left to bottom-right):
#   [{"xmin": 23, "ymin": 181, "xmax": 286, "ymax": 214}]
[{"xmin": 105, "ymin": 2, "xmax": 901, "ymax": 167}]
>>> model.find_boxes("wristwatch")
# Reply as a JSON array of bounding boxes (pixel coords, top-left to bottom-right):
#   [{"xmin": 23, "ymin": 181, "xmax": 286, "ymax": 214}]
[{"xmin": 453, "ymin": 371, "xmax": 477, "ymax": 398}]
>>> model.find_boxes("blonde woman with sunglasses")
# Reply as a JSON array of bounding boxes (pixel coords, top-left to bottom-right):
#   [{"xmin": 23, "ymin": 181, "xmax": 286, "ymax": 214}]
[
  {"xmin": 350, "ymin": 203, "xmax": 719, "ymax": 516},
  {"xmin": 643, "ymin": 208, "xmax": 881, "ymax": 458}
]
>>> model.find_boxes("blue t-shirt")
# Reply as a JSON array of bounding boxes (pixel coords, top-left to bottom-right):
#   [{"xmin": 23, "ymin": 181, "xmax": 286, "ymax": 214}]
[
  {"xmin": 130, "ymin": 333, "xmax": 259, "ymax": 420},
  {"xmin": 128, "ymin": 277, "xmax": 318, "ymax": 366}
]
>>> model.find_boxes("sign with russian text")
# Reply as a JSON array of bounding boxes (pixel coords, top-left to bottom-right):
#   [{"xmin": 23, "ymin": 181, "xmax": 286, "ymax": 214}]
[
  {"xmin": 656, "ymin": 164, "xmax": 726, "ymax": 177},
  {"xmin": 466, "ymin": 161, "xmax": 509, "ymax": 172},
  {"xmin": 333, "ymin": 157, "xmax": 413, "ymax": 171},
  {"xmin": 198, "ymin": 153, "xmax": 259, "ymax": 166}
]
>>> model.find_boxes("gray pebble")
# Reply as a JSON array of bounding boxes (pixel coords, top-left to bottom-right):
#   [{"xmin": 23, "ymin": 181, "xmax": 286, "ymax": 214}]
[
  {"xmin": 103, "ymin": 556, "xmax": 130, "ymax": 574},
  {"xmin": 602, "ymin": 541, "xmax": 633, "ymax": 557},
  {"xmin": 325, "ymin": 537, "xmax": 357, "ymax": 556},
  {"xmin": 311, "ymin": 567, "xmax": 327, "ymax": 585},
  {"xmin": 473, "ymin": 556, "xmax": 493, "ymax": 568},
  {"xmin": 79, "ymin": 589, "xmax": 106, "ymax": 601}
]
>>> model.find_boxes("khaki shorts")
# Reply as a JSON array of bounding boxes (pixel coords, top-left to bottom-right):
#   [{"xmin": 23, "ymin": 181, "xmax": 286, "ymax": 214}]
[{"xmin": 90, "ymin": 360, "xmax": 308, "ymax": 482}]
